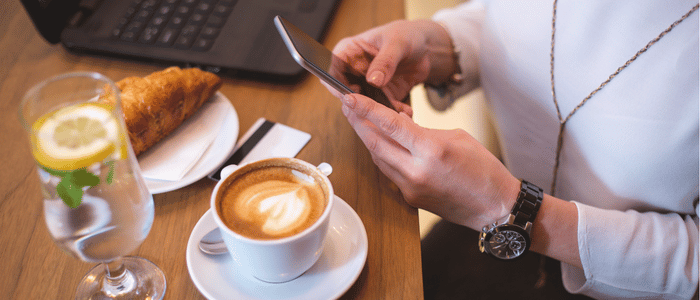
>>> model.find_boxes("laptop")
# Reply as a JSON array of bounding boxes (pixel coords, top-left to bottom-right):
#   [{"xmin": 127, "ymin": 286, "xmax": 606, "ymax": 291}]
[{"xmin": 20, "ymin": 0, "xmax": 341, "ymax": 81}]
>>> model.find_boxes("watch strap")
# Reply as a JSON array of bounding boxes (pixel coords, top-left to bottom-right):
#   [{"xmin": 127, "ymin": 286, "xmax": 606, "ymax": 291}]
[{"xmin": 510, "ymin": 180, "xmax": 543, "ymax": 228}]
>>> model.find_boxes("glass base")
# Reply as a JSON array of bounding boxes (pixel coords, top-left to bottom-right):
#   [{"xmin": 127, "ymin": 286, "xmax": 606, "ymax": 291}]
[{"xmin": 75, "ymin": 256, "xmax": 166, "ymax": 300}]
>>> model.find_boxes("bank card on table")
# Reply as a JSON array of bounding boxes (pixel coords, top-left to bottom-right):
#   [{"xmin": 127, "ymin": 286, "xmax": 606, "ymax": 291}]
[{"xmin": 208, "ymin": 118, "xmax": 311, "ymax": 181}]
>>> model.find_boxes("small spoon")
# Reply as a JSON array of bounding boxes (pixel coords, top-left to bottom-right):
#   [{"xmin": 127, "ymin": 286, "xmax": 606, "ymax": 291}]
[
  {"xmin": 199, "ymin": 228, "xmax": 228, "ymax": 255},
  {"xmin": 198, "ymin": 162, "xmax": 334, "ymax": 256}
]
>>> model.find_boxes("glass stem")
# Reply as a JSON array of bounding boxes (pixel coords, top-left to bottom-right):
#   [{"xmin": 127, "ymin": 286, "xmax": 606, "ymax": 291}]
[
  {"xmin": 106, "ymin": 259, "xmax": 126, "ymax": 281},
  {"xmin": 103, "ymin": 258, "xmax": 136, "ymax": 297}
]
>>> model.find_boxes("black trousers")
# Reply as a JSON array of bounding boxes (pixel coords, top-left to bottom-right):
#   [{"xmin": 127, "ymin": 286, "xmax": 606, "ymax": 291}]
[{"xmin": 422, "ymin": 220, "xmax": 593, "ymax": 300}]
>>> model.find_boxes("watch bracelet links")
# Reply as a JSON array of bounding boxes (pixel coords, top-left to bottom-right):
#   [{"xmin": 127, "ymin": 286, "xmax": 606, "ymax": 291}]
[{"xmin": 511, "ymin": 180, "xmax": 544, "ymax": 228}]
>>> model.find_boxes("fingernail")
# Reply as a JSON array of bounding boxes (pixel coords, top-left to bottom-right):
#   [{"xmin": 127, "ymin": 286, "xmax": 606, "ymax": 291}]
[
  {"xmin": 369, "ymin": 71, "xmax": 384, "ymax": 86},
  {"xmin": 341, "ymin": 103, "xmax": 351, "ymax": 116},
  {"xmin": 404, "ymin": 106, "xmax": 413, "ymax": 118},
  {"xmin": 342, "ymin": 94, "xmax": 356, "ymax": 108}
]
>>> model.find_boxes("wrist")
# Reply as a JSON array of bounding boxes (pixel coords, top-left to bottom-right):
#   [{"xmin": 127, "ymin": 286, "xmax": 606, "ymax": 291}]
[
  {"xmin": 529, "ymin": 195, "xmax": 582, "ymax": 268},
  {"xmin": 464, "ymin": 175, "xmax": 520, "ymax": 232},
  {"xmin": 487, "ymin": 175, "xmax": 522, "ymax": 224},
  {"xmin": 421, "ymin": 20, "xmax": 462, "ymax": 87}
]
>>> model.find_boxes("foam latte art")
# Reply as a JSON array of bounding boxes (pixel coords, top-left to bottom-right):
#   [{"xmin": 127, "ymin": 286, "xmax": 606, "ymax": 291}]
[
  {"xmin": 218, "ymin": 165, "xmax": 327, "ymax": 240},
  {"xmin": 243, "ymin": 181, "xmax": 311, "ymax": 236}
]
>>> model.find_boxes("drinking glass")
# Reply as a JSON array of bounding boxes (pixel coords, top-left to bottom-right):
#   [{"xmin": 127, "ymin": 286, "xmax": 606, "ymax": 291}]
[{"xmin": 19, "ymin": 72, "xmax": 166, "ymax": 299}]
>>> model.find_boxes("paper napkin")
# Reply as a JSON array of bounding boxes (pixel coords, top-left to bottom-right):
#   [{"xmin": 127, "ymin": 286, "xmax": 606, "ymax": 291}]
[
  {"xmin": 139, "ymin": 98, "xmax": 228, "ymax": 181},
  {"xmin": 208, "ymin": 118, "xmax": 312, "ymax": 180},
  {"xmin": 236, "ymin": 118, "xmax": 312, "ymax": 166}
]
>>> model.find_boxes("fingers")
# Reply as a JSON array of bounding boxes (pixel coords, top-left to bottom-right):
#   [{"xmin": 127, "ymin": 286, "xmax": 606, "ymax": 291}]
[
  {"xmin": 330, "ymin": 25, "xmax": 417, "ymax": 115},
  {"xmin": 342, "ymin": 95, "xmax": 416, "ymax": 172},
  {"xmin": 343, "ymin": 97, "xmax": 409, "ymax": 151},
  {"xmin": 389, "ymin": 97, "xmax": 413, "ymax": 117},
  {"xmin": 339, "ymin": 32, "xmax": 409, "ymax": 89},
  {"xmin": 362, "ymin": 38, "xmax": 406, "ymax": 87},
  {"xmin": 333, "ymin": 37, "xmax": 373, "ymax": 76},
  {"xmin": 342, "ymin": 93, "xmax": 420, "ymax": 154}
]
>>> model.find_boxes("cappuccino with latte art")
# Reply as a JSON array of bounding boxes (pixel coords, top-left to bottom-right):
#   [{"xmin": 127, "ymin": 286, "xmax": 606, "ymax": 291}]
[
  {"xmin": 211, "ymin": 157, "xmax": 334, "ymax": 282},
  {"xmin": 217, "ymin": 162, "xmax": 328, "ymax": 240}
]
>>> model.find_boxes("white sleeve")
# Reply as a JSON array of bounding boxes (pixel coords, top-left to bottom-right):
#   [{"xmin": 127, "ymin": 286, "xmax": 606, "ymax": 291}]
[
  {"xmin": 428, "ymin": 0, "xmax": 486, "ymax": 110},
  {"xmin": 561, "ymin": 201, "xmax": 699, "ymax": 299}
]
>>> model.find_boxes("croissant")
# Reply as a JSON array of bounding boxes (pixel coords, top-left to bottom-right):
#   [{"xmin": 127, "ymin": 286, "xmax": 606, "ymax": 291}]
[{"xmin": 102, "ymin": 67, "xmax": 223, "ymax": 156}]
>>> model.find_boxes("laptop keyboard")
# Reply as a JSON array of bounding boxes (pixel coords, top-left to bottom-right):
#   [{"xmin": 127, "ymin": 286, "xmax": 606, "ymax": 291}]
[{"xmin": 112, "ymin": 0, "xmax": 237, "ymax": 51}]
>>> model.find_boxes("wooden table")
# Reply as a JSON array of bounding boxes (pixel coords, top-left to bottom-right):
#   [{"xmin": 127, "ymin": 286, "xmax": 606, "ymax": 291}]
[{"xmin": 0, "ymin": 0, "xmax": 424, "ymax": 299}]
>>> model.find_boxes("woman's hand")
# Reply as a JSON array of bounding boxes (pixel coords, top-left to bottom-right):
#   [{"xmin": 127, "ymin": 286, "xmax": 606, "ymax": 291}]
[
  {"xmin": 340, "ymin": 93, "xmax": 521, "ymax": 230},
  {"xmin": 323, "ymin": 19, "xmax": 460, "ymax": 116}
]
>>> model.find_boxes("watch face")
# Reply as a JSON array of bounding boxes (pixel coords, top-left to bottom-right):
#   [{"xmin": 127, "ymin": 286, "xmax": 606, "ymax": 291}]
[{"xmin": 484, "ymin": 224, "xmax": 530, "ymax": 260}]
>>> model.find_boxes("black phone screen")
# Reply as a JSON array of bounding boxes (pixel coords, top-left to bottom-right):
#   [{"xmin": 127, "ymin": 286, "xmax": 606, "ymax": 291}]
[{"xmin": 275, "ymin": 16, "xmax": 394, "ymax": 109}]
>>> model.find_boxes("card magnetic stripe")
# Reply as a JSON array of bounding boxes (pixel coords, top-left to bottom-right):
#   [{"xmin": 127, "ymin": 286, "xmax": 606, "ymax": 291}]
[{"xmin": 210, "ymin": 120, "xmax": 276, "ymax": 180}]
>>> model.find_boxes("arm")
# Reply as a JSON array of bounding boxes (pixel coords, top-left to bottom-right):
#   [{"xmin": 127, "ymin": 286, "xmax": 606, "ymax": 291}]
[
  {"xmin": 424, "ymin": 0, "xmax": 486, "ymax": 109},
  {"xmin": 561, "ymin": 202, "xmax": 698, "ymax": 299},
  {"xmin": 339, "ymin": 92, "xmax": 582, "ymax": 268},
  {"xmin": 340, "ymin": 93, "xmax": 698, "ymax": 299},
  {"xmin": 332, "ymin": 1, "xmax": 698, "ymax": 298},
  {"xmin": 532, "ymin": 194, "xmax": 582, "ymax": 268}
]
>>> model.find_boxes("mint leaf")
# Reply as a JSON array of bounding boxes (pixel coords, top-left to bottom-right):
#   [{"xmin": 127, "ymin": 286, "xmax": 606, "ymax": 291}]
[
  {"xmin": 57, "ymin": 174, "xmax": 84, "ymax": 208},
  {"xmin": 106, "ymin": 161, "xmax": 115, "ymax": 184},
  {"xmin": 73, "ymin": 168, "xmax": 100, "ymax": 187},
  {"xmin": 48, "ymin": 167, "xmax": 101, "ymax": 208}
]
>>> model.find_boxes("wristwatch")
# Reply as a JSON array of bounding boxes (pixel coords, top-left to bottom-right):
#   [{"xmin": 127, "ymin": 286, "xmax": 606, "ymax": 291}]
[{"xmin": 479, "ymin": 180, "xmax": 543, "ymax": 260}]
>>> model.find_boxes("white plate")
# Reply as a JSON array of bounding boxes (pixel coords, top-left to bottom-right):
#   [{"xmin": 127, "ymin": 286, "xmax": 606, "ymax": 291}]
[
  {"xmin": 140, "ymin": 92, "xmax": 239, "ymax": 194},
  {"xmin": 186, "ymin": 196, "xmax": 368, "ymax": 300}
]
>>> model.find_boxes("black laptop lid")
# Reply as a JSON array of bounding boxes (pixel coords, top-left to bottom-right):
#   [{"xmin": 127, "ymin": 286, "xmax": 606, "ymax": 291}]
[
  {"xmin": 20, "ymin": 0, "xmax": 341, "ymax": 81},
  {"xmin": 20, "ymin": 0, "xmax": 81, "ymax": 44}
]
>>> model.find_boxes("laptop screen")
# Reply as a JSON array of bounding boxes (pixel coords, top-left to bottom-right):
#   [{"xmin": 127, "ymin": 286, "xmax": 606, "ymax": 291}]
[
  {"xmin": 21, "ymin": 0, "xmax": 81, "ymax": 44},
  {"xmin": 19, "ymin": 0, "xmax": 341, "ymax": 81}
]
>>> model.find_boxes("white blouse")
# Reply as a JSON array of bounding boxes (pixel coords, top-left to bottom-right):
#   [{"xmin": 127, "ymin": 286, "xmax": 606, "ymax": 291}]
[{"xmin": 432, "ymin": 0, "xmax": 699, "ymax": 299}]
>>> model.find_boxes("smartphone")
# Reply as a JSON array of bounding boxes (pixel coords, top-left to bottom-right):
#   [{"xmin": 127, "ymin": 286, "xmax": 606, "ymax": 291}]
[{"xmin": 274, "ymin": 15, "xmax": 394, "ymax": 110}]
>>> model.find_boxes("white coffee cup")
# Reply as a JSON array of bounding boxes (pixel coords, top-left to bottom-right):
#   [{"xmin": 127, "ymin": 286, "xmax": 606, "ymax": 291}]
[{"xmin": 210, "ymin": 157, "xmax": 334, "ymax": 283}]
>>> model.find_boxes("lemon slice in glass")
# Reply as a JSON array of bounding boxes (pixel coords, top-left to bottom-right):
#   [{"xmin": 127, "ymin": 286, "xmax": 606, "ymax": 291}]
[{"xmin": 32, "ymin": 103, "xmax": 120, "ymax": 171}]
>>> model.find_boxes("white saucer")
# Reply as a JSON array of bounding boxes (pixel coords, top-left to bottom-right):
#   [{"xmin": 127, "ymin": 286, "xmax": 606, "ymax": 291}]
[
  {"xmin": 186, "ymin": 196, "xmax": 368, "ymax": 300},
  {"xmin": 140, "ymin": 92, "xmax": 239, "ymax": 194}
]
